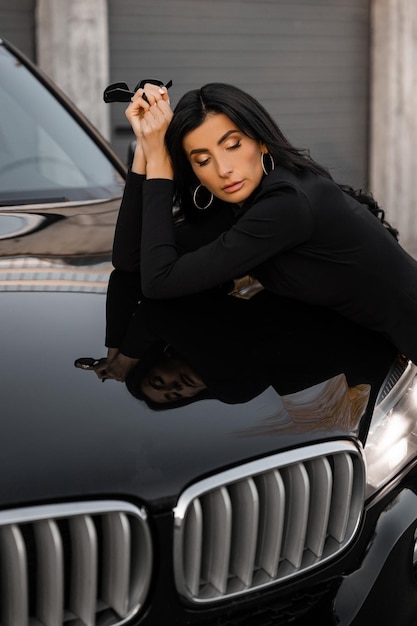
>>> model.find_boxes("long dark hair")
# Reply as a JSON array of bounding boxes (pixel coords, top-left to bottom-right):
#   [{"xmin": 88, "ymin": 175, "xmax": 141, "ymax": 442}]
[{"xmin": 165, "ymin": 83, "xmax": 398, "ymax": 239}]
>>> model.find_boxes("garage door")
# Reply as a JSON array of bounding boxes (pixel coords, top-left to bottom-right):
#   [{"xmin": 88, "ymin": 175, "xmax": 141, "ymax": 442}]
[
  {"xmin": 0, "ymin": 0, "xmax": 36, "ymax": 60},
  {"xmin": 108, "ymin": 0, "xmax": 369, "ymax": 189}
]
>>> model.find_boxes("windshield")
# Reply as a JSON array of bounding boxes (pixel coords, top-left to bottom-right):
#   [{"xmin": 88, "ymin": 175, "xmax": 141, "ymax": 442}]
[{"xmin": 0, "ymin": 45, "xmax": 125, "ymax": 206}]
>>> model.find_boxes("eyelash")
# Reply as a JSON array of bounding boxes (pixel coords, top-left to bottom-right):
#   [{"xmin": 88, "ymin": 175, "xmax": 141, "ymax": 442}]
[
  {"xmin": 150, "ymin": 375, "xmax": 164, "ymax": 388},
  {"xmin": 167, "ymin": 392, "xmax": 182, "ymax": 401},
  {"xmin": 196, "ymin": 141, "xmax": 241, "ymax": 167}
]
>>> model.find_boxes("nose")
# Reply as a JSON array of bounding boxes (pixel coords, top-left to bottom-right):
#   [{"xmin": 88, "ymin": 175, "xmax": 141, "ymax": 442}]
[
  {"xmin": 216, "ymin": 156, "xmax": 233, "ymax": 178},
  {"xmin": 166, "ymin": 379, "xmax": 183, "ymax": 391}
]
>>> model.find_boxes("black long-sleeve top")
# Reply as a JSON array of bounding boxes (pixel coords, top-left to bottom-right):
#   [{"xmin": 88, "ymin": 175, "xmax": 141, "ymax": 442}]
[
  {"xmin": 107, "ymin": 170, "xmax": 235, "ymax": 354},
  {"xmin": 138, "ymin": 167, "xmax": 417, "ymax": 363}
]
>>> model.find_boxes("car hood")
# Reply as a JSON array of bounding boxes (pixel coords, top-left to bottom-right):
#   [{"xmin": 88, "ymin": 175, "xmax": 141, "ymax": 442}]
[{"xmin": 0, "ymin": 209, "xmax": 397, "ymax": 513}]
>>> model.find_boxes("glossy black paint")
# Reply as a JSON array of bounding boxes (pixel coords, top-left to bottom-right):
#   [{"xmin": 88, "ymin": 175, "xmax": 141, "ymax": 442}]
[{"xmin": 0, "ymin": 273, "xmax": 361, "ymax": 509}]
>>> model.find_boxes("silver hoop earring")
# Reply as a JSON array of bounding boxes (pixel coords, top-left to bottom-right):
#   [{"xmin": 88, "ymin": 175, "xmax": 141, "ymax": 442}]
[
  {"xmin": 193, "ymin": 184, "xmax": 214, "ymax": 210},
  {"xmin": 261, "ymin": 152, "xmax": 275, "ymax": 176}
]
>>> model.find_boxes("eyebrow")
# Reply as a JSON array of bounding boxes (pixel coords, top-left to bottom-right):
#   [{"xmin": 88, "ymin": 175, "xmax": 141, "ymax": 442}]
[{"xmin": 189, "ymin": 129, "xmax": 240, "ymax": 156}]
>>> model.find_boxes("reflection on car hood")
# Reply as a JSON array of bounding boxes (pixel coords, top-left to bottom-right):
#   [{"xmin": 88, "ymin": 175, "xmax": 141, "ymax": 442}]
[
  {"xmin": 1, "ymin": 208, "xmax": 397, "ymax": 512},
  {"xmin": 0, "ymin": 288, "xmax": 362, "ymax": 510},
  {"xmin": 0, "ymin": 199, "xmax": 120, "ymax": 258}
]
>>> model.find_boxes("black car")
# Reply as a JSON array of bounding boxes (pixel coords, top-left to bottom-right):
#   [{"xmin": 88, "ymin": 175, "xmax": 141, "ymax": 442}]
[{"xmin": 2, "ymin": 35, "xmax": 417, "ymax": 626}]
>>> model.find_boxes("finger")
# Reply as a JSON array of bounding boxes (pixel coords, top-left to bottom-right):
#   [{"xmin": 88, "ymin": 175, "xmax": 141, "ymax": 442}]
[
  {"xmin": 140, "ymin": 110, "xmax": 169, "ymax": 140},
  {"xmin": 128, "ymin": 89, "xmax": 151, "ymax": 114},
  {"xmin": 137, "ymin": 89, "xmax": 151, "ymax": 105},
  {"xmin": 144, "ymin": 101, "xmax": 173, "ymax": 128},
  {"xmin": 146, "ymin": 99, "xmax": 172, "ymax": 120},
  {"xmin": 159, "ymin": 86, "xmax": 170, "ymax": 102},
  {"xmin": 157, "ymin": 99, "xmax": 174, "ymax": 118},
  {"xmin": 125, "ymin": 95, "xmax": 150, "ymax": 129},
  {"xmin": 141, "ymin": 83, "xmax": 166, "ymax": 106},
  {"xmin": 142, "ymin": 105, "xmax": 163, "ymax": 126}
]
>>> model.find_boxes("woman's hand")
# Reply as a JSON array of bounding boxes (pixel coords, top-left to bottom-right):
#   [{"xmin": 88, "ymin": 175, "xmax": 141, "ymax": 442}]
[
  {"xmin": 92, "ymin": 358, "xmax": 110, "ymax": 380},
  {"xmin": 125, "ymin": 88, "xmax": 148, "ymax": 174},
  {"xmin": 91, "ymin": 349, "xmax": 139, "ymax": 382},
  {"xmin": 126, "ymin": 83, "xmax": 173, "ymax": 179},
  {"xmin": 101, "ymin": 353, "xmax": 140, "ymax": 382}
]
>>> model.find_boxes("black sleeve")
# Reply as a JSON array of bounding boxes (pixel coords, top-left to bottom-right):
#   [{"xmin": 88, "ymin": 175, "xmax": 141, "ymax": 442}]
[
  {"xmin": 105, "ymin": 269, "xmax": 158, "ymax": 357},
  {"xmin": 140, "ymin": 179, "xmax": 314, "ymax": 299},
  {"xmin": 106, "ymin": 175, "xmax": 237, "ymax": 350},
  {"xmin": 111, "ymin": 170, "xmax": 234, "ymax": 269},
  {"xmin": 112, "ymin": 170, "xmax": 146, "ymax": 272},
  {"xmin": 118, "ymin": 301, "xmax": 159, "ymax": 358},
  {"xmin": 105, "ymin": 269, "xmax": 142, "ymax": 348}
]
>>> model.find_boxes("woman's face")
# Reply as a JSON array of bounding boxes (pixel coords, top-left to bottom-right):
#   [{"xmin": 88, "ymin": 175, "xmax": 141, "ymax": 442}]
[
  {"xmin": 183, "ymin": 113, "xmax": 265, "ymax": 206},
  {"xmin": 140, "ymin": 355, "xmax": 207, "ymax": 404}
]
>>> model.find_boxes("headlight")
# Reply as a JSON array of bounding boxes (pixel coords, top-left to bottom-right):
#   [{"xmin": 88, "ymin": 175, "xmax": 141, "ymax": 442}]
[{"xmin": 364, "ymin": 359, "xmax": 417, "ymax": 498}]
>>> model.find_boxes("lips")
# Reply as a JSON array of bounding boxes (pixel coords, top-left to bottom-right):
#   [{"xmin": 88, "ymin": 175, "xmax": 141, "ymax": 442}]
[{"xmin": 222, "ymin": 180, "xmax": 244, "ymax": 194}]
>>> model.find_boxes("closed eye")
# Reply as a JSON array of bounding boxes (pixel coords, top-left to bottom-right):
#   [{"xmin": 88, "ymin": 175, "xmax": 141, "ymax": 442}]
[
  {"xmin": 227, "ymin": 141, "xmax": 241, "ymax": 151},
  {"xmin": 149, "ymin": 375, "xmax": 165, "ymax": 389},
  {"xmin": 196, "ymin": 141, "xmax": 241, "ymax": 167},
  {"xmin": 196, "ymin": 157, "xmax": 210, "ymax": 167}
]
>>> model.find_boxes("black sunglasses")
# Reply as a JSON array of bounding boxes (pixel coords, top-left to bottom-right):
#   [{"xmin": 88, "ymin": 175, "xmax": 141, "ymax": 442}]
[{"xmin": 103, "ymin": 78, "xmax": 173, "ymax": 104}]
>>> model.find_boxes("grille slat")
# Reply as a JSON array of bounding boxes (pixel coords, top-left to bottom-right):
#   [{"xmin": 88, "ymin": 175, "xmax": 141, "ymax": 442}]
[
  {"xmin": 34, "ymin": 519, "xmax": 64, "ymax": 625},
  {"xmin": 183, "ymin": 500, "xmax": 203, "ymax": 597},
  {"xmin": 328, "ymin": 453, "xmax": 354, "ymax": 542},
  {"xmin": 69, "ymin": 515, "xmax": 98, "ymax": 626},
  {"xmin": 281, "ymin": 464, "xmax": 310, "ymax": 569},
  {"xmin": 101, "ymin": 512, "xmax": 131, "ymax": 617},
  {"xmin": 305, "ymin": 457, "xmax": 332, "ymax": 558},
  {"xmin": 254, "ymin": 470, "xmax": 285, "ymax": 579},
  {"xmin": 0, "ymin": 524, "xmax": 29, "ymax": 626},
  {"xmin": 228, "ymin": 478, "xmax": 259, "ymax": 588},
  {"xmin": 202, "ymin": 487, "xmax": 232, "ymax": 595},
  {"xmin": 174, "ymin": 441, "xmax": 365, "ymax": 604},
  {"xmin": 0, "ymin": 501, "xmax": 152, "ymax": 625}
]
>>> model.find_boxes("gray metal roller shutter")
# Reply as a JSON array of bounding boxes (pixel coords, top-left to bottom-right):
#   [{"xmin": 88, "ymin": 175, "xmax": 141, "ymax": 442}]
[
  {"xmin": 108, "ymin": 0, "xmax": 370, "ymax": 189},
  {"xmin": 0, "ymin": 0, "xmax": 36, "ymax": 60}
]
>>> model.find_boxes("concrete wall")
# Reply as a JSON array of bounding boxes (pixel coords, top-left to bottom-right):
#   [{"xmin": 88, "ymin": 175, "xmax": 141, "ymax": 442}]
[
  {"xmin": 107, "ymin": 0, "xmax": 370, "ymax": 185},
  {"xmin": 370, "ymin": 0, "xmax": 417, "ymax": 252},
  {"xmin": 36, "ymin": 0, "xmax": 110, "ymax": 138}
]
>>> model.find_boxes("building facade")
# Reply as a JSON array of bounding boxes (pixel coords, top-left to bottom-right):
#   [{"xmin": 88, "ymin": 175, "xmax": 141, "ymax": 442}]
[{"xmin": 1, "ymin": 0, "xmax": 416, "ymax": 251}]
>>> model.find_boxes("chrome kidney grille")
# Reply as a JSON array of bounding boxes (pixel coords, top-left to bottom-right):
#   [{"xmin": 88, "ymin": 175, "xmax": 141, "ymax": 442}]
[
  {"xmin": 173, "ymin": 441, "xmax": 364, "ymax": 603},
  {"xmin": 0, "ymin": 500, "xmax": 152, "ymax": 625}
]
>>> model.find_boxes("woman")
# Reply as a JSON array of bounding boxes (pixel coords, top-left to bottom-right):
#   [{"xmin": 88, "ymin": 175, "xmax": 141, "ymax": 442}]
[
  {"xmin": 117, "ymin": 81, "xmax": 417, "ymax": 364},
  {"xmin": 79, "ymin": 271, "xmax": 396, "ymax": 411}
]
